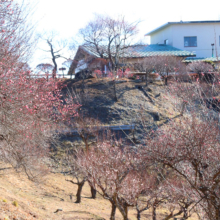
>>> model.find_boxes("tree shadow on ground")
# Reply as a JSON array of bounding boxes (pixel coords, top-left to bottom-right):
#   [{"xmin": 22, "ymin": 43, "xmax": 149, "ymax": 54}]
[
  {"xmin": 158, "ymin": 114, "xmax": 182, "ymax": 128},
  {"xmin": 63, "ymin": 210, "xmax": 105, "ymax": 220}
]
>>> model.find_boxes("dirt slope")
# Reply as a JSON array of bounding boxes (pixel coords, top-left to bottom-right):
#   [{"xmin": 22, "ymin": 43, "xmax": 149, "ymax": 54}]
[
  {"xmin": 63, "ymin": 78, "xmax": 179, "ymax": 141},
  {"xmin": 0, "ymin": 168, "xmax": 186, "ymax": 220}
]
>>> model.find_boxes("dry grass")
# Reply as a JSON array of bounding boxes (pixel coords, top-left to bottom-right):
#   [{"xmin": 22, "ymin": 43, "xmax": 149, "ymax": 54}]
[
  {"xmin": 62, "ymin": 78, "xmax": 180, "ymax": 129},
  {"xmin": 0, "ymin": 168, "xmax": 199, "ymax": 220}
]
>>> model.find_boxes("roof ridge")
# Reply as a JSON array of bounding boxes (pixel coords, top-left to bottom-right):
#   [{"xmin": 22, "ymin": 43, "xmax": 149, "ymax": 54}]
[{"xmin": 145, "ymin": 20, "xmax": 220, "ymax": 36}]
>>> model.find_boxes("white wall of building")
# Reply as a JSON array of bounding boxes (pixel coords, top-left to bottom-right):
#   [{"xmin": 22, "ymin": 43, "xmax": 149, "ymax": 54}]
[
  {"xmin": 150, "ymin": 22, "xmax": 220, "ymax": 58},
  {"xmin": 150, "ymin": 26, "xmax": 174, "ymax": 45}
]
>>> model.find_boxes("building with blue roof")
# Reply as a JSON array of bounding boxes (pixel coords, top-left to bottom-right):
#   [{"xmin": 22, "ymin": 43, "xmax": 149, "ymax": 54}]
[
  {"xmin": 145, "ymin": 20, "xmax": 220, "ymax": 59},
  {"xmin": 68, "ymin": 44, "xmax": 195, "ymax": 75}
]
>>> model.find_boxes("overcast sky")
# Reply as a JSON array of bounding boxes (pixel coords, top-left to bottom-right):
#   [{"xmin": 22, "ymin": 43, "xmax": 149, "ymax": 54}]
[{"xmin": 21, "ymin": 0, "xmax": 220, "ymax": 70}]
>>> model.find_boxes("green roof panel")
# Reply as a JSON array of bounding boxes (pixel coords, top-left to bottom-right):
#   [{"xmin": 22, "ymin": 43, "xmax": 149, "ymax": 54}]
[{"xmin": 81, "ymin": 44, "xmax": 195, "ymax": 58}]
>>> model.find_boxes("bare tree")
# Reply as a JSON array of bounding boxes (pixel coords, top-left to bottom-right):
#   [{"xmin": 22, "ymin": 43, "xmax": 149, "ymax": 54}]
[
  {"xmin": 65, "ymin": 147, "xmax": 88, "ymax": 203},
  {"xmin": 64, "ymin": 115, "xmax": 103, "ymax": 203},
  {"xmin": 62, "ymin": 59, "xmax": 73, "ymax": 74},
  {"xmin": 78, "ymin": 14, "xmax": 140, "ymax": 100},
  {"xmin": 144, "ymin": 117, "xmax": 220, "ymax": 220},
  {"xmin": 144, "ymin": 56, "xmax": 186, "ymax": 85},
  {"xmin": 36, "ymin": 63, "xmax": 54, "ymax": 77},
  {"xmin": 135, "ymin": 57, "xmax": 159, "ymax": 86},
  {"xmin": 0, "ymin": 0, "xmax": 36, "ymax": 70},
  {"xmin": 186, "ymin": 61, "xmax": 214, "ymax": 81},
  {"xmin": 77, "ymin": 140, "xmax": 135, "ymax": 220},
  {"xmin": 40, "ymin": 32, "xmax": 70, "ymax": 78}
]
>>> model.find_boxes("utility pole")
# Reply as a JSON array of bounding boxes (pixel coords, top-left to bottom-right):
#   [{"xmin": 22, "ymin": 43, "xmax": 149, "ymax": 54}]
[{"xmin": 211, "ymin": 43, "xmax": 215, "ymax": 57}]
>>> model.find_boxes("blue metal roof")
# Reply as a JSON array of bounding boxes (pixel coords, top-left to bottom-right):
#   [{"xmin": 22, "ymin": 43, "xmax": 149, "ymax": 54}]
[
  {"xmin": 81, "ymin": 44, "xmax": 195, "ymax": 58},
  {"xmin": 184, "ymin": 57, "xmax": 220, "ymax": 62}
]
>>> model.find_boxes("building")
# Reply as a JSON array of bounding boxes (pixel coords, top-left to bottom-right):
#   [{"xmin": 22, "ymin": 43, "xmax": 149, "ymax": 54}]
[
  {"xmin": 145, "ymin": 20, "xmax": 220, "ymax": 59},
  {"xmin": 68, "ymin": 44, "xmax": 195, "ymax": 76}
]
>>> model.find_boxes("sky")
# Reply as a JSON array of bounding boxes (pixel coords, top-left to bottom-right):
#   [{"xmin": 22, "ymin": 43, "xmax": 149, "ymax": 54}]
[{"xmin": 18, "ymin": 0, "xmax": 220, "ymax": 72}]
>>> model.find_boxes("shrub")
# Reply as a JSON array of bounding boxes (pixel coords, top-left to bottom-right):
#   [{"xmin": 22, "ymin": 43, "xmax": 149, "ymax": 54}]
[{"xmin": 12, "ymin": 201, "xmax": 18, "ymax": 207}]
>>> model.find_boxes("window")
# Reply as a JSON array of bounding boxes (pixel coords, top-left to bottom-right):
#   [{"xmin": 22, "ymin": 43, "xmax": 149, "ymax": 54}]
[
  {"xmin": 184, "ymin": 37, "xmax": 197, "ymax": 47},
  {"xmin": 219, "ymin": 36, "xmax": 220, "ymax": 46}
]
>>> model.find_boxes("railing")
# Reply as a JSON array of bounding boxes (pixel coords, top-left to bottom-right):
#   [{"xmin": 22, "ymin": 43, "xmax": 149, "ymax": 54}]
[
  {"xmin": 58, "ymin": 124, "xmax": 135, "ymax": 135},
  {"xmin": 29, "ymin": 74, "xmax": 74, "ymax": 79}
]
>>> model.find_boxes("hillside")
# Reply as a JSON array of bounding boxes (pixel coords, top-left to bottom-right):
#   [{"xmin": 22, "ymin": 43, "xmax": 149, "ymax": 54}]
[
  {"xmin": 62, "ymin": 78, "xmax": 179, "ymax": 141},
  {"xmin": 0, "ymin": 78, "xmax": 197, "ymax": 220},
  {"xmin": 0, "ymin": 167, "xmax": 199, "ymax": 220}
]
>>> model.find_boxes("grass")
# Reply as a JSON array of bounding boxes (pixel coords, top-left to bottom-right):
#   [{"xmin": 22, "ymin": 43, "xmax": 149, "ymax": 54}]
[{"xmin": 0, "ymin": 168, "xmax": 199, "ymax": 220}]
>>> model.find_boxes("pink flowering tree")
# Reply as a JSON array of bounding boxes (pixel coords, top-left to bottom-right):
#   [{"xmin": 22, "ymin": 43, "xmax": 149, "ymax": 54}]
[
  {"xmin": 77, "ymin": 140, "xmax": 138, "ymax": 220},
  {"xmin": 0, "ymin": 0, "xmax": 79, "ymax": 180},
  {"xmin": 140, "ymin": 56, "xmax": 186, "ymax": 85},
  {"xmin": 144, "ymin": 117, "xmax": 220, "ymax": 220},
  {"xmin": 0, "ymin": 69, "xmax": 79, "ymax": 179},
  {"xmin": 76, "ymin": 133, "xmax": 175, "ymax": 220},
  {"xmin": 162, "ymin": 179, "xmax": 198, "ymax": 219},
  {"xmin": 166, "ymin": 68, "xmax": 220, "ymax": 116},
  {"xmin": 76, "ymin": 133, "xmax": 197, "ymax": 220},
  {"xmin": 65, "ymin": 149, "xmax": 88, "ymax": 203},
  {"xmin": 186, "ymin": 61, "xmax": 214, "ymax": 80}
]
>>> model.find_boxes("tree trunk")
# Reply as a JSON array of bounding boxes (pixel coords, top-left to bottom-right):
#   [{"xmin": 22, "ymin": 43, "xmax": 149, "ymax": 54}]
[
  {"xmin": 113, "ymin": 67, "xmax": 118, "ymax": 101},
  {"xmin": 137, "ymin": 210, "xmax": 141, "ymax": 220},
  {"xmin": 81, "ymin": 76, "xmax": 85, "ymax": 94},
  {"xmin": 152, "ymin": 205, "xmax": 157, "ymax": 220},
  {"xmin": 216, "ymin": 207, "xmax": 220, "ymax": 220},
  {"xmin": 198, "ymin": 72, "xmax": 202, "ymax": 81},
  {"xmin": 180, "ymin": 101, "xmax": 187, "ymax": 116},
  {"xmin": 75, "ymin": 181, "xmax": 85, "ymax": 203},
  {"xmin": 90, "ymin": 185, "xmax": 96, "ymax": 199},
  {"xmin": 87, "ymin": 180, "xmax": 96, "ymax": 199},
  {"xmin": 131, "ymin": 126, "xmax": 136, "ymax": 143},
  {"xmin": 113, "ymin": 80, "xmax": 117, "ymax": 101},
  {"xmin": 52, "ymin": 68, "xmax": 56, "ymax": 79},
  {"xmin": 183, "ymin": 207, "xmax": 188, "ymax": 219},
  {"xmin": 117, "ymin": 203, "xmax": 128, "ymax": 220},
  {"xmin": 164, "ymin": 77, "xmax": 168, "ymax": 86},
  {"xmin": 123, "ymin": 206, "xmax": 128, "ymax": 220},
  {"xmin": 145, "ymin": 72, "xmax": 148, "ymax": 86},
  {"xmin": 121, "ymin": 205, "xmax": 128, "ymax": 220},
  {"xmin": 110, "ymin": 202, "xmax": 116, "ymax": 220},
  {"xmin": 47, "ymin": 40, "xmax": 57, "ymax": 79}
]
